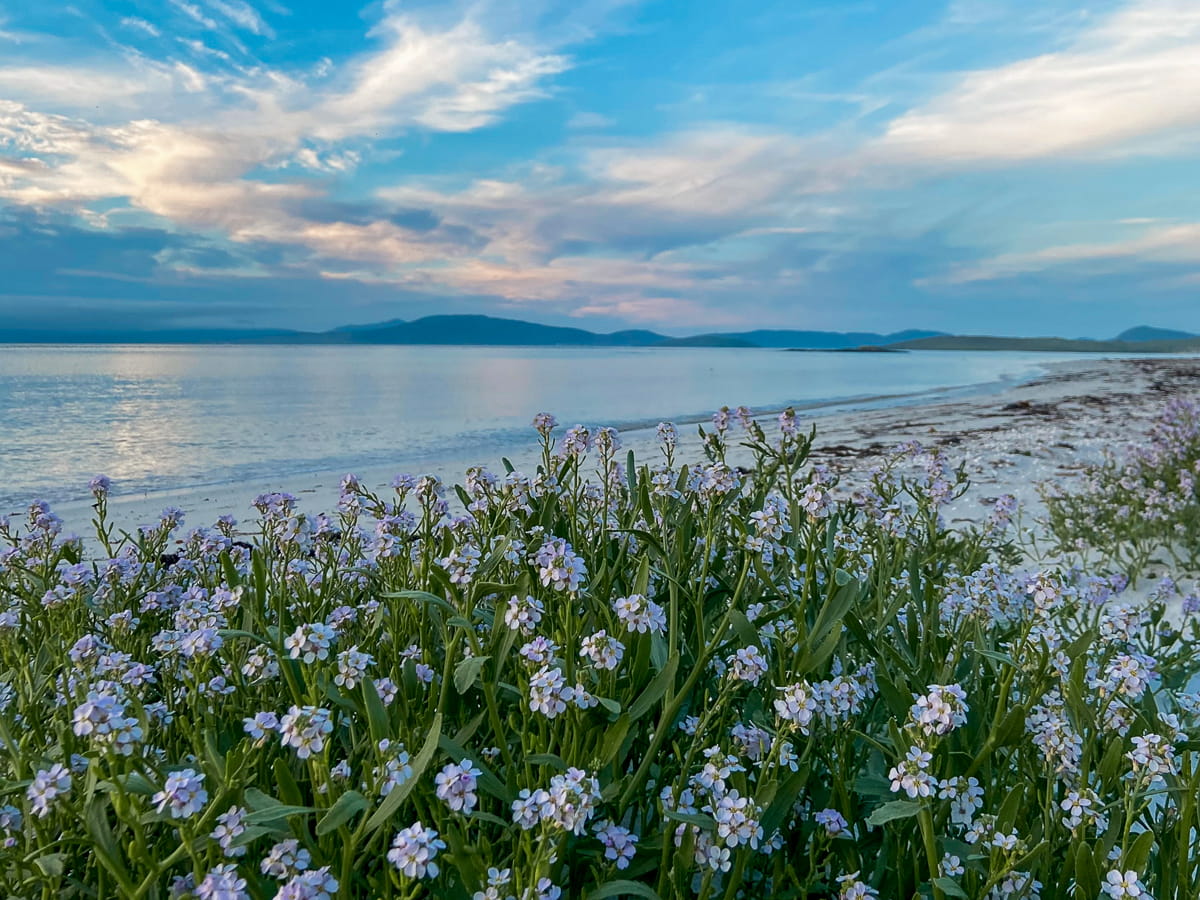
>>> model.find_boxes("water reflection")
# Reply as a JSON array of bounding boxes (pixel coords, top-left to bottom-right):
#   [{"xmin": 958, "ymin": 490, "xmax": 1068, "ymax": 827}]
[{"xmin": 0, "ymin": 344, "xmax": 1076, "ymax": 508}]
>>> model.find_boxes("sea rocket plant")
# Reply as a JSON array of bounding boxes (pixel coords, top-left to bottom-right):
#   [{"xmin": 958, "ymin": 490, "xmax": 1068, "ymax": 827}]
[{"xmin": 0, "ymin": 403, "xmax": 1195, "ymax": 897}]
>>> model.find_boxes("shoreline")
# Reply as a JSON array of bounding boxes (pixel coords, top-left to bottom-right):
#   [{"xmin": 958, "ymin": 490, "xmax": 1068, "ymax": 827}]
[{"xmin": 21, "ymin": 356, "xmax": 1200, "ymax": 540}]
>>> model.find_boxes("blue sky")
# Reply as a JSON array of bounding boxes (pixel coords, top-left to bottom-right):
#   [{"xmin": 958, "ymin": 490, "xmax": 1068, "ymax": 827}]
[{"xmin": 1, "ymin": 0, "xmax": 1199, "ymax": 336}]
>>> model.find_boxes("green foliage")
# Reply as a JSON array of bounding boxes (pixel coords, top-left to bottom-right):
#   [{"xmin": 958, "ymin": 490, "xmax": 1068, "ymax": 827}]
[{"xmin": 0, "ymin": 410, "xmax": 1195, "ymax": 898}]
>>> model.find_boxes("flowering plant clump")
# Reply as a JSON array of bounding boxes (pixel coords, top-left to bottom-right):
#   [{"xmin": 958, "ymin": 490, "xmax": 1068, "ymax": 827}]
[
  {"xmin": 1041, "ymin": 397, "xmax": 1200, "ymax": 575},
  {"xmin": 0, "ymin": 405, "xmax": 1198, "ymax": 898}
]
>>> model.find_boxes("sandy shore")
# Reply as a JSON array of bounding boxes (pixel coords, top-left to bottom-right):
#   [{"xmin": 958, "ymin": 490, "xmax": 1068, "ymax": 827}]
[{"xmin": 39, "ymin": 357, "xmax": 1200, "ymax": 546}]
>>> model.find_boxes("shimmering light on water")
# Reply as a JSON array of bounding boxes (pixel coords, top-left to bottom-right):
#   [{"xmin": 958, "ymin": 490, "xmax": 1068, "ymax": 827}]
[{"xmin": 0, "ymin": 343, "xmax": 1100, "ymax": 508}]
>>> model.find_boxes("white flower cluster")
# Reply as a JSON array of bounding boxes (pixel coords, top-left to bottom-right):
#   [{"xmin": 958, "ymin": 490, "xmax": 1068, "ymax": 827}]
[
  {"xmin": 278, "ymin": 706, "xmax": 334, "ymax": 759},
  {"xmin": 283, "ymin": 623, "xmax": 336, "ymax": 664},
  {"xmin": 387, "ymin": 821, "xmax": 445, "ymax": 879},
  {"xmin": 612, "ymin": 594, "xmax": 666, "ymax": 635},
  {"xmin": 533, "ymin": 538, "xmax": 587, "ymax": 593},
  {"xmin": 888, "ymin": 746, "xmax": 934, "ymax": 799},
  {"xmin": 908, "ymin": 683, "xmax": 969, "ymax": 736},
  {"xmin": 511, "ymin": 768, "xmax": 601, "ymax": 835}
]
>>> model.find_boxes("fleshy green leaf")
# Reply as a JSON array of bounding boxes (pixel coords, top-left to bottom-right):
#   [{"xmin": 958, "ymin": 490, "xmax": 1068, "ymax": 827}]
[
  {"xmin": 316, "ymin": 790, "xmax": 370, "ymax": 836},
  {"xmin": 366, "ymin": 713, "xmax": 442, "ymax": 833},
  {"xmin": 865, "ymin": 800, "xmax": 920, "ymax": 826},
  {"xmin": 453, "ymin": 655, "xmax": 490, "ymax": 695}
]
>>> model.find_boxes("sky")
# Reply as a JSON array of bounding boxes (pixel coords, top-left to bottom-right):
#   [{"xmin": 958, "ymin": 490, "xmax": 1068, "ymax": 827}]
[{"xmin": 1, "ymin": 0, "xmax": 1199, "ymax": 337}]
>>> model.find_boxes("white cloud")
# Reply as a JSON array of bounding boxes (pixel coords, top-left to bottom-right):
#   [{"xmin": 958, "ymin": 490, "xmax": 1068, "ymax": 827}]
[
  {"xmin": 364, "ymin": 125, "xmax": 858, "ymax": 306},
  {"xmin": 0, "ymin": 66, "xmax": 171, "ymax": 109},
  {"xmin": 302, "ymin": 18, "xmax": 567, "ymax": 140},
  {"xmin": 170, "ymin": 0, "xmax": 220, "ymax": 30},
  {"xmin": 571, "ymin": 296, "xmax": 740, "ymax": 324},
  {"xmin": 0, "ymin": 6, "xmax": 585, "ymax": 288},
  {"xmin": 876, "ymin": 0, "xmax": 1200, "ymax": 162},
  {"xmin": 206, "ymin": 0, "xmax": 274, "ymax": 37},
  {"xmin": 120, "ymin": 17, "xmax": 162, "ymax": 38},
  {"xmin": 933, "ymin": 221, "xmax": 1200, "ymax": 284}
]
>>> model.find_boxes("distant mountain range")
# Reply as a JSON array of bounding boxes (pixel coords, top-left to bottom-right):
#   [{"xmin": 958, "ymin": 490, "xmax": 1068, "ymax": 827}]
[
  {"xmin": 1, "ymin": 315, "xmax": 945, "ymax": 349},
  {"xmin": 1114, "ymin": 326, "xmax": 1198, "ymax": 342},
  {"xmin": 1, "ymin": 315, "xmax": 1197, "ymax": 351},
  {"xmin": 891, "ymin": 327, "xmax": 1200, "ymax": 353}
]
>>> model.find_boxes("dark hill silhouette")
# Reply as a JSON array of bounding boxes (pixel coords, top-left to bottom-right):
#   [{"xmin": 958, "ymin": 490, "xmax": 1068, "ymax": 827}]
[{"xmin": 1116, "ymin": 326, "xmax": 1198, "ymax": 342}]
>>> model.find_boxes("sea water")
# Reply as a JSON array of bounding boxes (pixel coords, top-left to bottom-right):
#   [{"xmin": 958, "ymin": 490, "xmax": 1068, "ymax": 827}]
[{"xmin": 0, "ymin": 343, "xmax": 1102, "ymax": 510}]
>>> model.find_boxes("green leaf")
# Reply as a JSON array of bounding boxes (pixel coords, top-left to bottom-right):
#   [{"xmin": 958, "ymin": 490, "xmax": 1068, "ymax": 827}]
[
  {"xmin": 596, "ymin": 697, "xmax": 622, "ymax": 717},
  {"xmin": 383, "ymin": 590, "xmax": 456, "ymax": 615},
  {"xmin": 362, "ymin": 677, "xmax": 391, "ymax": 744},
  {"xmin": 874, "ymin": 672, "xmax": 912, "ymax": 720},
  {"xmin": 316, "ymin": 791, "xmax": 369, "ymax": 836},
  {"xmin": 1125, "ymin": 828, "xmax": 1156, "ymax": 873},
  {"xmin": 273, "ymin": 758, "xmax": 304, "ymax": 808},
  {"xmin": 243, "ymin": 804, "xmax": 317, "ymax": 826},
  {"xmin": 365, "ymin": 712, "xmax": 442, "ymax": 833},
  {"xmin": 475, "ymin": 538, "xmax": 510, "ymax": 581},
  {"xmin": 992, "ymin": 706, "xmax": 1028, "ymax": 748},
  {"xmin": 865, "ymin": 799, "xmax": 921, "ymax": 826},
  {"xmin": 634, "ymin": 551, "xmax": 652, "ymax": 596},
  {"xmin": 588, "ymin": 880, "xmax": 663, "ymax": 900},
  {"xmin": 216, "ymin": 629, "xmax": 271, "ymax": 646},
  {"xmin": 97, "ymin": 772, "xmax": 155, "ymax": 796},
  {"xmin": 761, "ymin": 767, "xmax": 811, "ymax": 837},
  {"xmin": 649, "ymin": 633, "xmax": 668, "ymax": 672},
  {"xmin": 34, "ymin": 853, "xmax": 65, "ymax": 878},
  {"xmin": 852, "ymin": 774, "xmax": 893, "ymax": 799},
  {"xmin": 996, "ymin": 783, "xmax": 1024, "ymax": 833},
  {"xmin": 597, "ymin": 713, "xmax": 631, "ymax": 767},
  {"xmin": 1075, "ymin": 842, "xmax": 1101, "ymax": 900},
  {"xmin": 203, "ymin": 729, "xmax": 226, "ymax": 784},
  {"xmin": 230, "ymin": 824, "xmax": 276, "ymax": 848},
  {"xmin": 974, "ymin": 648, "xmax": 1017, "ymax": 668},
  {"xmin": 661, "ymin": 808, "xmax": 716, "ymax": 830},
  {"xmin": 628, "ymin": 653, "xmax": 678, "ymax": 722},
  {"xmin": 932, "ymin": 877, "xmax": 968, "ymax": 899},
  {"xmin": 243, "ymin": 787, "xmax": 280, "ymax": 811},
  {"xmin": 454, "ymin": 655, "xmax": 491, "ymax": 695},
  {"xmin": 252, "ymin": 549, "xmax": 267, "ymax": 608},
  {"xmin": 219, "ymin": 550, "xmax": 241, "ymax": 588},
  {"xmin": 84, "ymin": 799, "xmax": 134, "ymax": 889},
  {"xmin": 803, "ymin": 579, "xmax": 859, "ymax": 668},
  {"xmin": 729, "ymin": 608, "xmax": 759, "ymax": 648},
  {"xmin": 802, "ymin": 616, "xmax": 846, "ymax": 674},
  {"xmin": 1098, "ymin": 737, "xmax": 1125, "ymax": 784}
]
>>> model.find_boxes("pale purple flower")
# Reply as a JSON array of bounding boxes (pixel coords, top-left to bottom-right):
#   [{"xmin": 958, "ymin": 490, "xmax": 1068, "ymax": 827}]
[
  {"xmin": 195, "ymin": 864, "xmax": 249, "ymax": 900},
  {"xmin": 284, "ymin": 623, "xmax": 335, "ymax": 664},
  {"xmin": 274, "ymin": 867, "xmax": 338, "ymax": 900},
  {"xmin": 261, "ymin": 839, "xmax": 311, "ymax": 879},
  {"xmin": 27, "ymin": 764, "xmax": 71, "ymax": 818},
  {"xmin": 279, "ymin": 706, "xmax": 334, "ymax": 759},
  {"xmin": 212, "ymin": 806, "xmax": 248, "ymax": 858},
  {"xmin": 594, "ymin": 820, "xmax": 638, "ymax": 869},
  {"xmin": 152, "ymin": 769, "xmax": 207, "ymax": 819},
  {"xmin": 387, "ymin": 822, "xmax": 445, "ymax": 879},
  {"xmin": 434, "ymin": 760, "xmax": 482, "ymax": 813}
]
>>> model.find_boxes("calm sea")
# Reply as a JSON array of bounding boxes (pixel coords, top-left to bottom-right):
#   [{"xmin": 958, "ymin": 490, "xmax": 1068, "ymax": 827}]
[{"xmin": 0, "ymin": 344, "xmax": 1097, "ymax": 509}]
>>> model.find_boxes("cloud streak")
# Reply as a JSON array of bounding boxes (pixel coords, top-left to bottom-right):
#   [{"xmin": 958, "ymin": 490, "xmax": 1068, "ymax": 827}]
[{"xmin": 876, "ymin": 0, "xmax": 1200, "ymax": 163}]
